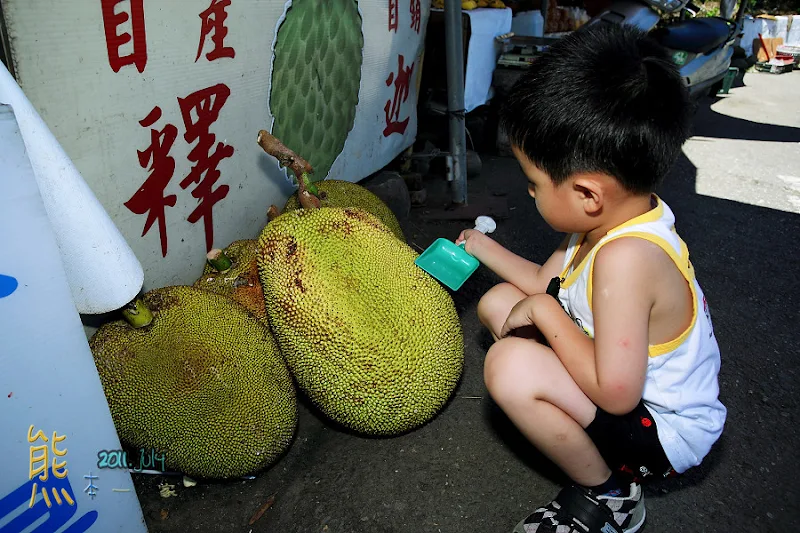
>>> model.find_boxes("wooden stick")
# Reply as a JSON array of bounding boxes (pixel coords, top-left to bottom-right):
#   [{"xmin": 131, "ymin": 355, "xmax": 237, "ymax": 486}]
[
  {"xmin": 248, "ymin": 493, "xmax": 276, "ymax": 525},
  {"xmin": 256, "ymin": 130, "xmax": 313, "ymax": 180},
  {"xmin": 758, "ymin": 33, "xmax": 771, "ymax": 61}
]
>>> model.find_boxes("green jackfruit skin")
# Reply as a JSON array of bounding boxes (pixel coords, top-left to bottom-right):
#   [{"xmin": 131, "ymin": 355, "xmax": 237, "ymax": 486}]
[
  {"xmin": 194, "ymin": 240, "xmax": 268, "ymax": 324},
  {"xmin": 90, "ymin": 286, "xmax": 297, "ymax": 479},
  {"xmin": 269, "ymin": 0, "xmax": 363, "ymax": 180},
  {"xmin": 257, "ymin": 207, "xmax": 463, "ymax": 436},
  {"xmin": 283, "ymin": 180, "xmax": 405, "ymax": 241}
]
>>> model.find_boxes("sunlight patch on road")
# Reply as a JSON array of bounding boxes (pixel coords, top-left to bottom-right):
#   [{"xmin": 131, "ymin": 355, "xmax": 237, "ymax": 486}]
[
  {"xmin": 777, "ymin": 175, "xmax": 800, "ymax": 210},
  {"xmin": 683, "ymin": 137, "xmax": 800, "ymax": 215}
]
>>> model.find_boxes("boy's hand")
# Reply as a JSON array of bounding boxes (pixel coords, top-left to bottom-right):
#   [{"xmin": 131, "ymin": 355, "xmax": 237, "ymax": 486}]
[
  {"xmin": 499, "ymin": 293, "xmax": 560, "ymax": 338},
  {"xmin": 455, "ymin": 229, "xmax": 492, "ymax": 257}
]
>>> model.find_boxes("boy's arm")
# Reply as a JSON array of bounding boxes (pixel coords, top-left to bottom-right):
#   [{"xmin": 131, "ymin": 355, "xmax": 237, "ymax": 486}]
[
  {"xmin": 501, "ymin": 238, "xmax": 653, "ymax": 415},
  {"xmin": 458, "ymin": 232, "xmax": 569, "ymax": 295}
]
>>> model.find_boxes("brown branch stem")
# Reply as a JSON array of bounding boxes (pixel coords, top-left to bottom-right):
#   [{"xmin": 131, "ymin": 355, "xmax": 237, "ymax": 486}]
[
  {"xmin": 267, "ymin": 205, "xmax": 282, "ymax": 221},
  {"xmin": 256, "ymin": 130, "xmax": 314, "ymax": 181}
]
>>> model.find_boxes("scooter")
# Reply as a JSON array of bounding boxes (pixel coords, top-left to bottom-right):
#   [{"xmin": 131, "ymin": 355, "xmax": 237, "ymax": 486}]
[{"xmin": 587, "ymin": 0, "xmax": 748, "ymax": 98}]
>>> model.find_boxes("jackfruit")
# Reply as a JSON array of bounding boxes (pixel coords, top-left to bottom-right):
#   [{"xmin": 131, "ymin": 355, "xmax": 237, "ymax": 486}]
[
  {"xmin": 193, "ymin": 240, "xmax": 267, "ymax": 324},
  {"xmin": 270, "ymin": 0, "xmax": 363, "ymax": 180},
  {"xmin": 283, "ymin": 180, "xmax": 405, "ymax": 241},
  {"xmin": 258, "ymin": 207, "xmax": 463, "ymax": 436},
  {"xmin": 90, "ymin": 286, "xmax": 296, "ymax": 479}
]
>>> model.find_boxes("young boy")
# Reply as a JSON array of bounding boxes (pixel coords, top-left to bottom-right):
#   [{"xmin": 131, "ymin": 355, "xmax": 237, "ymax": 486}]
[{"xmin": 456, "ymin": 24, "xmax": 726, "ymax": 533}]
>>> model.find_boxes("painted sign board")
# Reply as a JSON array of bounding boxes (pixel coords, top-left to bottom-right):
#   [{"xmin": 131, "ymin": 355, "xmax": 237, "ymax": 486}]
[
  {"xmin": 0, "ymin": 104, "xmax": 147, "ymax": 533},
  {"xmin": 1, "ymin": 0, "xmax": 430, "ymax": 293}
]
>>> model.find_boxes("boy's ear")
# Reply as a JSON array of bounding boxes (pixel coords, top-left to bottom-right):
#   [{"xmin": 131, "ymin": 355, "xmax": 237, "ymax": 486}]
[{"xmin": 572, "ymin": 174, "xmax": 604, "ymax": 215}]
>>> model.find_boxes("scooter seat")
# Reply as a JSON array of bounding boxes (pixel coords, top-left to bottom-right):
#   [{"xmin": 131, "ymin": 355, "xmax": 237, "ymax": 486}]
[{"xmin": 652, "ymin": 18, "xmax": 732, "ymax": 55}]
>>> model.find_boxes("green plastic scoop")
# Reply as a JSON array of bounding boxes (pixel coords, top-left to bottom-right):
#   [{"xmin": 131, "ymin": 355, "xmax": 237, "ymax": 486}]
[{"xmin": 415, "ymin": 216, "xmax": 496, "ymax": 291}]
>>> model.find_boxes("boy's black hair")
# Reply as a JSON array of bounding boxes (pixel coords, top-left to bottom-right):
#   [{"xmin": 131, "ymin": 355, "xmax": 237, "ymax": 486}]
[{"xmin": 499, "ymin": 23, "xmax": 691, "ymax": 194}]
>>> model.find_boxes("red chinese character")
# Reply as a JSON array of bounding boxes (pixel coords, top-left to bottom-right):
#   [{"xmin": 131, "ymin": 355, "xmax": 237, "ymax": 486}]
[
  {"xmin": 196, "ymin": 0, "xmax": 235, "ymax": 62},
  {"xmin": 178, "ymin": 84, "xmax": 234, "ymax": 252},
  {"xmin": 388, "ymin": 0, "xmax": 399, "ymax": 32},
  {"xmin": 125, "ymin": 107, "xmax": 178, "ymax": 257},
  {"xmin": 410, "ymin": 0, "xmax": 421, "ymax": 33},
  {"xmin": 383, "ymin": 55, "xmax": 415, "ymax": 137},
  {"xmin": 101, "ymin": 0, "xmax": 148, "ymax": 73}
]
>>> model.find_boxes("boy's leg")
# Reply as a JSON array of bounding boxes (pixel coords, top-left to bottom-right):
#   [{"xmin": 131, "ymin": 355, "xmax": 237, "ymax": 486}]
[
  {"xmin": 478, "ymin": 283, "xmax": 542, "ymax": 341},
  {"xmin": 486, "ymin": 337, "xmax": 649, "ymax": 533},
  {"xmin": 484, "ymin": 336, "xmax": 611, "ymax": 486}
]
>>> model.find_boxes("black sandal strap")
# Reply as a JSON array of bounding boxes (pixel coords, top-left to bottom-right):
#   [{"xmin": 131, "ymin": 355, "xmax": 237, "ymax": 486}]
[{"xmin": 551, "ymin": 486, "xmax": 623, "ymax": 533}]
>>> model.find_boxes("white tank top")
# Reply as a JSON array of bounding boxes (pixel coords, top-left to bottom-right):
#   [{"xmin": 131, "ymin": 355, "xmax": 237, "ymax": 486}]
[{"xmin": 557, "ymin": 195, "xmax": 726, "ymax": 473}]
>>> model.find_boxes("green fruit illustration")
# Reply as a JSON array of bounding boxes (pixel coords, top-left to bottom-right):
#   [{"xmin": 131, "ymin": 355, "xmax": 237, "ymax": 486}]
[{"xmin": 270, "ymin": 0, "xmax": 364, "ymax": 181}]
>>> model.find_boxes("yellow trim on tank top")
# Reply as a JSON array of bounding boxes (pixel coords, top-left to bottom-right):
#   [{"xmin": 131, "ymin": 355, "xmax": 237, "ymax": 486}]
[
  {"xmin": 559, "ymin": 235, "xmax": 585, "ymax": 281},
  {"xmin": 560, "ymin": 195, "xmax": 665, "ymax": 288},
  {"xmin": 585, "ymin": 231, "xmax": 698, "ymax": 358}
]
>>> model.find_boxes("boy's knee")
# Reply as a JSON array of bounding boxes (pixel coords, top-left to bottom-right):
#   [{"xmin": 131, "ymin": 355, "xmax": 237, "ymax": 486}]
[
  {"xmin": 484, "ymin": 338, "xmax": 534, "ymax": 402},
  {"xmin": 477, "ymin": 282, "xmax": 522, "ymax": 328}
]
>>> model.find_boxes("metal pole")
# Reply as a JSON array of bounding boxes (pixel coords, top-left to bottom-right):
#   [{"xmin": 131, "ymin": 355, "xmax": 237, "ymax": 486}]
[
  {"xmin": 719, "ymin": 0, "xmax": 735, "ymax": 20},
  {"xmin": 443, "ymin": 0, "xmax": 468, "ymax": 205}
]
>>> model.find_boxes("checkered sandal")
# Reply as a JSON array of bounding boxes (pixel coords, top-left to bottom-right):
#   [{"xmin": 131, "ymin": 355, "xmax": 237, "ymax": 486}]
[{"xmin": 512, "ymin": 483, "xmax": 645, "ymax": 533}]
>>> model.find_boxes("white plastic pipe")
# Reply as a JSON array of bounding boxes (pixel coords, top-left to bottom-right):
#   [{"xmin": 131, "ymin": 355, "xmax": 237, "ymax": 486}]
[{"xmin": 0, "ymin": 62, "xmax": 143, "ymax": 314}]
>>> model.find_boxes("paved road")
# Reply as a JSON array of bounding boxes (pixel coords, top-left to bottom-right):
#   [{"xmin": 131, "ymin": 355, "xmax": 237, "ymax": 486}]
[
  {"xmin": 133, "ymin": 70, "xmax": 800, "ymax": 533},
  {"xmin": 687, "ymin": 72, "xmax": 800, "ymax": 214}
]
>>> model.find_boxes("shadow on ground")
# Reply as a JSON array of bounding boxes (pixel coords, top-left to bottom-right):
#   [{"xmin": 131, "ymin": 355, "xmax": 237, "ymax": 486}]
[{"xmin": 132, "ymin": 95, "xmax": 800, "ymax": 533}]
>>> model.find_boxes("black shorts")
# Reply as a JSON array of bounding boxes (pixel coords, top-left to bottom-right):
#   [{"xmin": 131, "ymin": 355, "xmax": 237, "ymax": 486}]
[{"xmin": 585, "ymin": 400, "xmax": 677, "ymax": 484}]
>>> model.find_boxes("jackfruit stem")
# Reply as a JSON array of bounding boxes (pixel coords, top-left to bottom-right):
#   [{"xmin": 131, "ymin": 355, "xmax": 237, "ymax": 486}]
[
  {"xmin": 299, "ymin": 172, "xmax": 320, "ymax": 197},
  {"xmin": 122, "ymin": 298, "xmax": 153, "ymax": 328},
  {"xmin": 267, "ymin": 205, "xmax": 282, "ymax": 221},
  {"xmin": 255, "ymin": 130, "xmax": 323, "ymax": 207},
  {"xmin": 207, "ymin": 249, "xmax": 233, "ymax": 273},
  {"xmin": 256, "ymin": 129, "xmax": 314, "ymax": 180},
  {"xmin": 298, "ymin": 188, "xmax": 322, "ymax": 209}
]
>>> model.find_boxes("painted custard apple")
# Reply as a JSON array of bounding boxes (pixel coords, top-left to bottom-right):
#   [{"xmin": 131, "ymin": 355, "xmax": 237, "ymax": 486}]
[{"xmin": 270, "ymin": 0, "xmax": 364, "ymax": 180}]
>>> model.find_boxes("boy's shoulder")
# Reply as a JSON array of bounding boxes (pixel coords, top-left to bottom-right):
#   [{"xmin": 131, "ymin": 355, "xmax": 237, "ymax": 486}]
[
  {"xmin": 596, "ymin": 233, "xmax": 666, "ymax": 257},
  {"xmin": 592, "ymin": 232, "xmax": 696, "ymax": 337},
  {"xmin": 593, "ymin": 236, "xmax": 676, "ymax": 290}
]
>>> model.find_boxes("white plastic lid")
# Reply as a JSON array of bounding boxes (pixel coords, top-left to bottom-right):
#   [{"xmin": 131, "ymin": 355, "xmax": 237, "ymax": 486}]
[{"xmin": 474, "ymin": 216, "xmax": 497, "ymax": 235}]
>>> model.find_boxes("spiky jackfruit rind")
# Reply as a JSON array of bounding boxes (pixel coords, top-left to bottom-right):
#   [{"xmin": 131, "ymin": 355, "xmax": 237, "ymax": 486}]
[
  {"xmin": 269, "ymin": 0, "xmax": 363, "ymax": 180},
  {"xmin": 283, "ymin": 180, "xmax": 405, "ymax": 241},
  {"xmin": 90, "ymin": 286, "xmax": 297, "ymax": 479},
  {"xmin": 257, "ymin": 207, "xmax": 463, "ymax": 436},
  {"xmin": 194, "ymin": 240, "xmax": 267, "ymax": 324}
]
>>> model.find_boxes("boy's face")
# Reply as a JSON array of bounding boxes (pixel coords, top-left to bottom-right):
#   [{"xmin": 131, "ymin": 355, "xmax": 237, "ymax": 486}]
[{"xmin": 512, "ymin": 146, "xmax": 584, "ymax": 233}]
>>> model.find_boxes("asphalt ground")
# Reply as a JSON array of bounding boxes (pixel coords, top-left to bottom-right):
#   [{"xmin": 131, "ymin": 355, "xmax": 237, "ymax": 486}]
[{"xmin": 131, "ymin": 70, "xmax": 800, "ymax": 533}]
